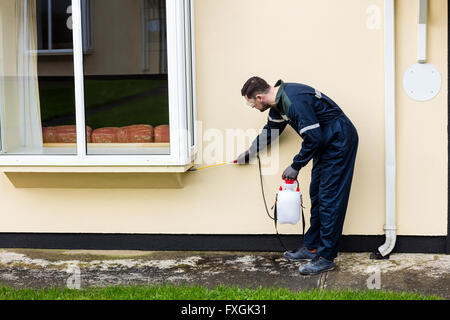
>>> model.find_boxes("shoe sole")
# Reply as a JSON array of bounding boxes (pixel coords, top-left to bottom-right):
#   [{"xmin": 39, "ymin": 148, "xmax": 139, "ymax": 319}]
[
  {"xmin": 299, "ymin": 266, "xmax": 335, "ymax": 276},
  {"xmin": 284, "ymin": 256, "xmax": 314, "ymax": 262}
]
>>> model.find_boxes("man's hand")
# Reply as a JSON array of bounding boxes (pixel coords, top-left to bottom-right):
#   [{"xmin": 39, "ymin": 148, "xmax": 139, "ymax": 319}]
[
  {"xmin": 282, "ymin": 165, "xmax": 299, "ymax": 180},
  {"xmin": 236, "ymin": 150, "xmax": 256, "ymax": 164}
]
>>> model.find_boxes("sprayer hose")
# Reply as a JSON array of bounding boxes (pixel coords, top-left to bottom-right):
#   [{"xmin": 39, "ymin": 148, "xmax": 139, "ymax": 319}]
[{"xmin": 256, "ymin": 154, "xmax": 294, "ymax": 252}]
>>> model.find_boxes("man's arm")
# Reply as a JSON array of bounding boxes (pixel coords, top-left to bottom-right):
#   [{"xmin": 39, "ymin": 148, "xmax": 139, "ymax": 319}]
[
  {"xmin": 237, "ymin": 108, "xmax": 288, "ymax": 164},
  {"xmin": 250, "ymin": 110, "xmax": 288, "ymax": 152}
]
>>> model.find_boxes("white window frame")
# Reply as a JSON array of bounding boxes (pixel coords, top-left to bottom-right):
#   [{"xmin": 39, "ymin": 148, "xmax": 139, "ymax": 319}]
[
  {"xmin": 180, "ymin": 0, "xmax": 197, "ymax": 160},
  {"xmin": 0, "ymin": 0, "xmax": 197, "ymax": 167}
]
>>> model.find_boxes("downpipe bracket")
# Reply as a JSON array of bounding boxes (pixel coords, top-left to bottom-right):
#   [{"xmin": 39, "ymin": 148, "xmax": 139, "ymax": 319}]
[{"xmin": 370, "ymin": 250, "xmax": 390, "ymax": 260}]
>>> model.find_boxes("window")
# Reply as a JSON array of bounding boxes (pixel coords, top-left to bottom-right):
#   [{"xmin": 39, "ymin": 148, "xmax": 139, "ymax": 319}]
[
  {"xmin": 0, "ymin": 0, "xmax": 196, "ymax": 167},
  {"xmin": 142, "ymin": 0, "xmax": 167, "ymax": 74},
  {"xmin": 84, "ymin": 0, "xmax": 170, "ymax": 156},
  {"xmin": 36, "ymin": 0, "xmax": 92, "ymax": 54}
]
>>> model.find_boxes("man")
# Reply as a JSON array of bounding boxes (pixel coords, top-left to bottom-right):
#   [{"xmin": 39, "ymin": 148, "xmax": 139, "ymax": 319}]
[{"xmin": 237, "ymin": 76, "xmax": 358, "ymax": 275}]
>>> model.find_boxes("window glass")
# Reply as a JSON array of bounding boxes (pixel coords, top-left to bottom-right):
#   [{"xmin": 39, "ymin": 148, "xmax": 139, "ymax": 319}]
[
  {"xmin": 36, "ymin": 0, "xmax": 49, "ymax": 50},
  {"xmin": 84, "ymin": 0, "xmax": 170, "ymax": 155},
  {"xmin": 50, "ymin": 0, "xmax": 73, "ymax": 50},
  {"xmin": 36, "ymin": 0, "xmax": 73, "ymax": 51},
  {"xmin": 0, "ymin": 0, "xmax": 77, "ymax": 155},
  {"xmin": 37, "ymin": 0, "xmax": 91, "ymax": 53}
]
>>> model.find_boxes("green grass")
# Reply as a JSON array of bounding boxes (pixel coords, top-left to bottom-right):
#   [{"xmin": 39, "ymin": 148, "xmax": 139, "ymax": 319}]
[
  {"xmin": 84, "ymin": 79, "xmax": 166, "ymax": 110},
  {"xmin": 38, "ymin": 79, "xmax": 169, "ymax": 129},
  {"xmin": 0, "ymin": 285, "xmax": 442, "ymax": 300},
  {"xmin": 85, "ymin": 92, "xmax": 169, "ymax": 128}
]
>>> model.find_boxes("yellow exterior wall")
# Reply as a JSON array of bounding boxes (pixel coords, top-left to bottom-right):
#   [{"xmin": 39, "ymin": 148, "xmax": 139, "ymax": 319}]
[
  {"xmin": 396, "ymin": 0, "xmax": 447, "ymax": 234},
  {"xmin": 0, "ymin": 0, "xmax": 447, "ymax": 236}
]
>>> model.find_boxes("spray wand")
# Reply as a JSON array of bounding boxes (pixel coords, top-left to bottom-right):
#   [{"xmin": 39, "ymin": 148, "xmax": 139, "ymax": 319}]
[{"xmin": 188, "ymin": 161, "xmax": 237, "ymax": 172}]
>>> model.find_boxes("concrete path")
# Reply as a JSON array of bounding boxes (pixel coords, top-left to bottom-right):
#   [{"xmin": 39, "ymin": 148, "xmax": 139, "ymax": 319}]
[{"xmin": 0, "ymin": 249, "xmax": 448, "ymax": 299}]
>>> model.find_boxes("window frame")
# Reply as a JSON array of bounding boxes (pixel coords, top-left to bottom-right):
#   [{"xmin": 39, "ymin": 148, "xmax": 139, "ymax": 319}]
[
  {"xmin": 0, "ymin": 0, "xmax": 197, "ymax": 167},
  {"xmin": 186, "ymin": 0, "xmax": 198, "ymax": 156}
]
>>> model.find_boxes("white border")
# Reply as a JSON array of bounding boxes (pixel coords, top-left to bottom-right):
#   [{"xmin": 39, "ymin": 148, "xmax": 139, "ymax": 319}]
[{"xmin": 0, "ymin": 0, "xmax": 194, "ymax": 167}]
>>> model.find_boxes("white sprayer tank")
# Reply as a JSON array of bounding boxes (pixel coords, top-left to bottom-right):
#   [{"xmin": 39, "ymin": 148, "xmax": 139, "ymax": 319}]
[{"xmin": 276, "ymin": 180, "xmax": 302, "ymax": 225}]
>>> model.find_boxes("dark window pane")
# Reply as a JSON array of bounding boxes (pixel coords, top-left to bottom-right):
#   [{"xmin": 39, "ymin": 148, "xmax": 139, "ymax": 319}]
[
  {"xmin": 51, "ymin": 0, "xmax": 73, "ymax": 49},
  {"xmin": 36, "ymin": 0, "xmax": 49, "ymax": 50}
]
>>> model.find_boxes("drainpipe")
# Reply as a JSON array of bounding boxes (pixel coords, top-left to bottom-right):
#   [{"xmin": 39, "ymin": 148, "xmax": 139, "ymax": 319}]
[{"xmin": 374, "ymin": 0, "xmax": 397, "ymax": 259}]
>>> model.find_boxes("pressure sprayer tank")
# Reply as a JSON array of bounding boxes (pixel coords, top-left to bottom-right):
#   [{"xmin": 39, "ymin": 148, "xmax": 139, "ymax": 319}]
[{"xmin": 276, "ymin": 179, "xmax": 302, "ymax": 225}]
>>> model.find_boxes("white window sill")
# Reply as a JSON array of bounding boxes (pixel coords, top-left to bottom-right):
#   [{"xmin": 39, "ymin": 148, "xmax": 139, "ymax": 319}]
[
  {"xmin": 36, "ymin": 50, "xmax": 94, "ymax": 56},
  {"xmin": 0, "ymin": 164, "xmax": 193, "ymax": 173},
  {"xmin": 6, "ymin": 143, "xmax": 171, "ymax": 155}
]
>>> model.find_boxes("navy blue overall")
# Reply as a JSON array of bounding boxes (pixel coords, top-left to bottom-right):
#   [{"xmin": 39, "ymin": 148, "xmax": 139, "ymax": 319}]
[{"xmin": 251, "ymin": 80, "xmax": 359, "ymax": 261}]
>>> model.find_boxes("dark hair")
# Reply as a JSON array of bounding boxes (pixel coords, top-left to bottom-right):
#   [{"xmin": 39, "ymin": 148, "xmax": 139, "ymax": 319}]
[{"xmin": 241, "ymin": 76, "xmax": 270, "ymax": 99}]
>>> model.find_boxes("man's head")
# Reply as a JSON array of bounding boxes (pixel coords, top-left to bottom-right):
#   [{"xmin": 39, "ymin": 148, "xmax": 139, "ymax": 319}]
[{"xmin": 241, "ymin": 76, "xmax": 273, "ymax": 112}]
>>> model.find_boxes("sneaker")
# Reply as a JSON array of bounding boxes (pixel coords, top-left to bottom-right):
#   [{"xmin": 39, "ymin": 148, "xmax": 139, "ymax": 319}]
[
  {"xmin": 298, "ymin": 257, "xmax": 335, "ymax": 275},
  {"xmin": 283, "ymin": 247, "xmax": 318, "ymax": 262}
]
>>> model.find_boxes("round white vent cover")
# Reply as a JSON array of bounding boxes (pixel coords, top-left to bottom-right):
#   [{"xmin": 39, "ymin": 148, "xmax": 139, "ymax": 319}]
[{"xmin": 403, "ymin": 63, "xmax": 441, "ymax": 102}]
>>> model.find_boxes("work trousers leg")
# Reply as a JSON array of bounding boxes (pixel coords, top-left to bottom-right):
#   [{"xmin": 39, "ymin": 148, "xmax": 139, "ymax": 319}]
[
  {"xmin": 316, "ymin": 118, "xmax": 358, "ymax": 261},
  {"xmin": 302, "ymin": 158, "xmax": 322, "ymax": 250}
]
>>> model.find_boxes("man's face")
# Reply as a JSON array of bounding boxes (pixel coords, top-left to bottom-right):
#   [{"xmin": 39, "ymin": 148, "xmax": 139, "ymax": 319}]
[{"xmin": 245, "ymin": 95, "xmax": 271, "ymax": 112}]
